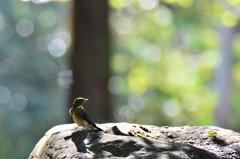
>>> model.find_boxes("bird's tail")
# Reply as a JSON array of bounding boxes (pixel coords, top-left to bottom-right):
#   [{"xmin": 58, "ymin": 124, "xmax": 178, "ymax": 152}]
[{"xmin": 93, "ymin": 124, "xmax": 103, "ymax": 131}]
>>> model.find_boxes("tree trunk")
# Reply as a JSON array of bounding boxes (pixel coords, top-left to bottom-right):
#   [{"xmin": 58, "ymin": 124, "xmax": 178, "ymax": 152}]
[
  {"xmin": 216, "ymin": 26, "xmax": 234, "ymax": 128},
  {"xmin": 70, "ymin": 0, "xmax": 111, "ymax": 123}
]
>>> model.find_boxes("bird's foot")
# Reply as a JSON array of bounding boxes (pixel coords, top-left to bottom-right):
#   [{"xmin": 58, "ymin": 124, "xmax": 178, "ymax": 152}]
[{"xmin": 74, "ymin": 126, "xmax": 84, "ymax": 132}]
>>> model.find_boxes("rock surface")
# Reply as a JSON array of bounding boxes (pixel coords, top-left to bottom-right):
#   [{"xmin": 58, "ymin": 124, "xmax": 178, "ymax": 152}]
[{"xmin": 29, "ymin": 123, "xmax": 240, "ymax": 159}]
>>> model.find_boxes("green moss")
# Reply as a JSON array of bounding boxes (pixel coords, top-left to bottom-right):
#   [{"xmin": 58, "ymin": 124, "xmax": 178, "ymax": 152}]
[{"xmin": 207, "ymin": 131, "xmax": 218, "ymax": 138}]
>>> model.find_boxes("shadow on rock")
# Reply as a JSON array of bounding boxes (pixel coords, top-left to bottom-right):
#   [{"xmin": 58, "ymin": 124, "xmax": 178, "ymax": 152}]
[
  {"xmin": 89, "ymin": 139, "xmax": 142, "ymax": 157},
  {"xmin": 176, "ymin": 143, "xmax": 219, "ymax": 159},
  {"xmin": 70, "ymin": 131, "xmax": 88, "ymax": 153}
]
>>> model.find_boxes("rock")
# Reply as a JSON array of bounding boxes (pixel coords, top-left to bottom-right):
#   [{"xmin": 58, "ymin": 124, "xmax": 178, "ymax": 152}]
[{"xmin": 28, "ymin": 123, "xmax": 240, "ymax": 159}]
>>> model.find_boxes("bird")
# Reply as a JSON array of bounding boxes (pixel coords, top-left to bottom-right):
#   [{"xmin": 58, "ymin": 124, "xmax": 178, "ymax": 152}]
[{"xmin": 69, "ymin": 97, "xmax": 103, "ymax": 131}]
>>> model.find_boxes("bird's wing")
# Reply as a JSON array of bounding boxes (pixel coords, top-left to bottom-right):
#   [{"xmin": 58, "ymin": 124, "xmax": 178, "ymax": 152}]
[
  {"xmin": 76, "ymin": 107, "xmax": 103, "ymax": 131},
  {"xmin": 76, "ymin": 107, "xmax": 95, "ymax": 125}
]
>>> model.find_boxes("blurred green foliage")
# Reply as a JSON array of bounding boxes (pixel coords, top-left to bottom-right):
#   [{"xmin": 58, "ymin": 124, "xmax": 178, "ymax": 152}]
[{"xmin": 109, "ymin": 0, "xmax": 240, "ymax": 127}]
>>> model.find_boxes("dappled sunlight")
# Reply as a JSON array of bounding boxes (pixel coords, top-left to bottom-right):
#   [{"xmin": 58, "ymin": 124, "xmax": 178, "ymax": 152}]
[{"xmin": 109, "ymin": 0, "xmax": 239, "ymax": 127}]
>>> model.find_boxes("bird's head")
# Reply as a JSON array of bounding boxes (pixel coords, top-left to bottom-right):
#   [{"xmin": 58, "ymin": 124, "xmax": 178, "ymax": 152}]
[{"xmin": 72, "ymin": 97, "xmax": 88, "ymax": 108}]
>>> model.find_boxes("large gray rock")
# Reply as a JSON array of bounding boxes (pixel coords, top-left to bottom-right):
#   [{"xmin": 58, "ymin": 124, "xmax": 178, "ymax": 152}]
[{"xmin": 29, "ymin": 123, "xmax": 240, "ymax": 159}]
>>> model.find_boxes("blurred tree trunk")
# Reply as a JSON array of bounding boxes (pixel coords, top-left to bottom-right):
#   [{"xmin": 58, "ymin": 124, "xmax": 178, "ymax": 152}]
[
  {"xmin": 216, "ymin": 26, "xmax": 234, "ymax": 128},
  {"xmin": 70, "ymin": 0, "xmax": 111, "ymax": 122}
]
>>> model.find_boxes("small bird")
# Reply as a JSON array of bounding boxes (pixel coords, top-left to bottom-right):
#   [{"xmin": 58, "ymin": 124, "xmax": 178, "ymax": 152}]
[{"xmin": 69, "ymin": 97, "xmax": 103, "ymax": 131}]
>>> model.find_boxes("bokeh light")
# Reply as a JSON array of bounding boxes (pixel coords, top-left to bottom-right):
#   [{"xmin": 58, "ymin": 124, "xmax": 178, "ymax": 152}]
[
  {"xmin": 109, "ymin": 0, "xmax": 240, "ymax": 127},
  {"xmin": 9, "ymin": 93, "xmax": 28, "ymax": 111},
  {"xmin": 138, "ymin": 0, "xmax": 159, "ymax": 10},
  {"xmin": 16, "ymin": 19, "xmax": 34, "ymax": 37},
  {"xmin": 1, "ymin": 0, "xmax": 240, "ymax": 158},
  {"xmin": 48, "ymin": 38, "xmax": 67, "ymax": 57},
  {"xmin": 38, "ymin": 9, "xmax": 57, "ymax": 28},
  {"xmin": 153, "ymin": 6, "xmax": 173, "ymax": 27},
  {"xmin": 57, "ymin": 70, "xmax": 73, "ymax": 88},
  {"xmin": 162, "ymin": 99, "xmax": 181, "ymax": 117},
  {"xmin": 0, "ymin": 1, "xmax": 70, "ymax": 158}
]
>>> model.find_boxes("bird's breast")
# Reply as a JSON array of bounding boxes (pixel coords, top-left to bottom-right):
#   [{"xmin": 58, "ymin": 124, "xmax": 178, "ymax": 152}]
[{"xmin": 72, "ymin": 111, "xmax": 89, "ymax": 127}]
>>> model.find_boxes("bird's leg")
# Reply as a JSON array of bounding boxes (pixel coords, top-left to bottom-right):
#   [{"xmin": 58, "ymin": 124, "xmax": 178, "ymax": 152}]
[
  {"xmin": 74, "ymin": 126, "xmax": 95, "ymax": 132},
  {"xmin": 74, "ymin": 126, "xmax": 85, "ymax": 132}
]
